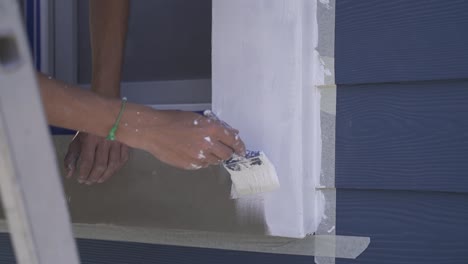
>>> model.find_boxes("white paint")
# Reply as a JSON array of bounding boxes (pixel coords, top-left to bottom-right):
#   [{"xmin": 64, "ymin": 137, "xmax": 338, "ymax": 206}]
[
  {"xmin": 189, "ymin": 164, "xmax": 202, "ymax": 170},
  {"xmin": 213, "ymin": 0, "xmax": 323, "ymax": 238},
  {"xmin": 204, "ymin": 136, "xmax": 212, "ymax": 143},
  {"xmin": 198, "ymin": 150, "xmax": 206, "ymax": 160},
  {"xmin": 319, "ymin": 0, "xmax": 332, "ymax": 10}
]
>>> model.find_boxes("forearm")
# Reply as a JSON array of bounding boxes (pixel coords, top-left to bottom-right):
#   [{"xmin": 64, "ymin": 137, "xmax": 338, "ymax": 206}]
[
  {"xmin": 38, "ymin": 73, "xmax": 146, "ymax": 148},
  {"xmin": 39, "ymin": 73, "xmax": 246, "ymax": 170},
  {"xmin": 39, "ymin": 73, "xmax": 119, "ymax": 137},
  {"xmin": 89, "ymin": 0, "xmax": 129, "ymax": 97}
]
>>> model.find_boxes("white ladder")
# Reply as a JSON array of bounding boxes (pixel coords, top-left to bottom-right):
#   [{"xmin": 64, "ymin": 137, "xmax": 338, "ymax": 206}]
[{"xmin": 0, "ymin": 0, "xmax": 80, "ymax": 263}]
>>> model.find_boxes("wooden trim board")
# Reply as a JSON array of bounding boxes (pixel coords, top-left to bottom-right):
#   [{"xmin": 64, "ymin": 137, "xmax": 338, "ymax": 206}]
[
  {"xmin": 0, "ymin": 220, "xmax": 368, "ymax": 259},
  {"xmin": 212, "ymin": 0, "xmax": 327, "ymax": 238}
]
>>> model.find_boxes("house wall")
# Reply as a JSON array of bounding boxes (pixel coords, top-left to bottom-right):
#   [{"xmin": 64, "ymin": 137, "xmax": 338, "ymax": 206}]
[
  {"xmin": 335, "ymin": 0, "xmax": 468, "ymax": 263},
  {"xmin": 2, "ymin": 0, "xmax": 468, "ymax": 263}
]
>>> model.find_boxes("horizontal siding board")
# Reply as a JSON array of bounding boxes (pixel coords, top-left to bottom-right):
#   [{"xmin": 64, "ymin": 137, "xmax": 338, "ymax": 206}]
[
  {"xmin": 0, "ymin": 233, "xmax": 16, "ymax": 263},
  {"xmin": 336, "ymin": 81, "xmax": 468, "ymax": 193},
  {"xmin": 336, "ymin": 189, "xmax": 468, "ymax": 264},
  {"xmin": 335, "ymin": 0, "xmax": 468, "ymax": 84},
  {"xmin": 0, "ymin": 233, "xmax": 314, "ymax": 264}
]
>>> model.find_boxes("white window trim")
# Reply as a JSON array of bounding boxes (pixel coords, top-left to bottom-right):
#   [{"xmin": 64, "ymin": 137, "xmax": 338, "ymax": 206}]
[{"xmin": 212, "ymin": 0, "xmax": 327, "ymax": 238}]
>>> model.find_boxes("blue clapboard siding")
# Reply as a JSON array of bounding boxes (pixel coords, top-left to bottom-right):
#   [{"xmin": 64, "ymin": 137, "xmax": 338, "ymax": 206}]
[
  {"xmin": 335, "ymin": 0, "xmax": 468, "ymax": 263},
  {"xmin": 0, "ymin": 233, "xmax": 314, "ymax": 264},
  {"xmin": 335, "ymin": 0, "xmax": 468, "ymax": 84},
  {"xmin": 336, "ymin": 80, "xmax": 468, "ymax": 193},
  {"xmin": 0, "ymin": 234, "xmax": 15, "ymax": 264},
  {"xmin": 336, "ymin": 190, "xmax": 468, "ymax": 264}
]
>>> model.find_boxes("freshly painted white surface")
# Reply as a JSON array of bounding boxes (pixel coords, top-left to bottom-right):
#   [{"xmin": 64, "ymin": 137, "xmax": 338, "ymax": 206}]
[{"xmin": 212, "ymin": 0, "xmax": 323, "ymax": 238}]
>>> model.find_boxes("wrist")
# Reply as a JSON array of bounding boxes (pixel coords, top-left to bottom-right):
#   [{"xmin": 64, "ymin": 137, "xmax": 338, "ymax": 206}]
[{"xmin": 113, "ymin": 103, "xmax": 162, "ymax": 150}]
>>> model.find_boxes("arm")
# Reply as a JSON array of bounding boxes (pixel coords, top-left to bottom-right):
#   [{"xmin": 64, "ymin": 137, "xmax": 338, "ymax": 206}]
[
  {"xmin": 89, "ymin": 0, "xmax": 129, "ymax": 97},
  {"xmin": 63, "ymin": 0, "xmax": 130, "ymax": 184},
  {"xmin": 40, "ymin": 73, "xmax": 123, "ymax": 138},
  {"xmin": 39, "ymin": 73, "xmax": 245, "ymax": 173}
]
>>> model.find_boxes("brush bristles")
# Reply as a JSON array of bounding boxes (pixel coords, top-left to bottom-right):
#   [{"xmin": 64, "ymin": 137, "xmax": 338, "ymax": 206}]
[{"xmin": 226, "ymin": 152, "xmax": 280, "ymax": 199}]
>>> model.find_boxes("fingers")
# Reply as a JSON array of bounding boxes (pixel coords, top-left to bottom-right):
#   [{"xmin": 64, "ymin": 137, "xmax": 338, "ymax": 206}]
[
  {"xmin": 98, "ymin": 142, "xmax": 129, "ymax": 183},
  {"xmin": 192, "ymin": 118, "xmax": 245, "ymax": 164},
  {"xmin": 181, "ymin": 140, "xmax": 229, "ymax": 170},
  {"xmin": 210, "ymin": 142, "xmax": 235, "ymax": 161},
  {"xmin": 67, "ymin": 133, "xmax": 129, "ymax": 185},
  {"xmin": 230, "ymin": 134, "xmax": 246, "ymax": 156},
  {"xmin": 77, "ymin": 138, "xmax": 98, "ymax": 184},
  {"xmin": 203, "ymin": 111, "xmax": 245, "ymax": 156},
  {"xmin": 78, "ymin": 141, "xmax": 129, "ymax": 184},
  {"xmin": 204, "ymin": 153, "xmax": 222, "ymax": 165},
  {"xmin": 186, "ymin": 158, "xmax": 210, "ymax": 170},
  {"xmin": 212, "ymin": 125, "xmax": 246, "ymax": 156},
  {"xmin": 121, "ymin": 144, "xmax": 130, "ymax": 162},
  {"xmin": 194, "ymin": 150, "xmax": 222, "ymax": 167},
  {"xmin": 86, "ymin": 140, "xmax": 111, "ymax": 184},
  {"xmin": 64, "ymin": 139, "xmax": 80, "ymax": 178}
]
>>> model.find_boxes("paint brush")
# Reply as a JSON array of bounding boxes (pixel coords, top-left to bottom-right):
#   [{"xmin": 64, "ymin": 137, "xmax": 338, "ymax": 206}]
[{"xmin": 203, "ymin": 110, "xmax": 280, "ymax": 199}]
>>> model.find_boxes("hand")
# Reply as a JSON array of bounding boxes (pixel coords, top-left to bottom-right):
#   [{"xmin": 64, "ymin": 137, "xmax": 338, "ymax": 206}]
[
  {"xmin": 128, "ymin": 110, "xmax": 246, "ymax": 170},
  {"xmin": 64, "ymin": 132, "xmax": 130, "ymax": 184}
]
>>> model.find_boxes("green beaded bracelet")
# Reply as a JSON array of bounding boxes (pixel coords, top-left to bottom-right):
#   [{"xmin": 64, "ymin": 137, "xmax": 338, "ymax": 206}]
[{"xmin": 106, "ymin": 97, "xmax": 127, "ymax": 141}]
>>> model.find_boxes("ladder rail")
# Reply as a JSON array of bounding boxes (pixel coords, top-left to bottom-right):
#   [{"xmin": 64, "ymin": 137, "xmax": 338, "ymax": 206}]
[{"xmin": 0, "ymin": 1, "xmax": 80, "ymax": 263}]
